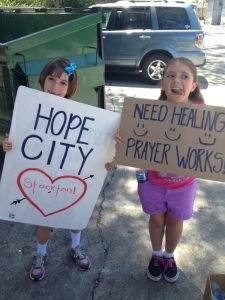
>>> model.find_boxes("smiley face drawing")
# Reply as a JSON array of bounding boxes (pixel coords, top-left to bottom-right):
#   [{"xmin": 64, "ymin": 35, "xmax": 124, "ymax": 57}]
[
  {"xmin": 165, "ymin": 127, "xmax": 181, "ymax": 141},
  {"xmin": 133, "ymin": 122, "xmax": 148, "ymax": 137},
  {"xmin": 199, "ymin": 132, "xmax": 216, "ymax": 146}
]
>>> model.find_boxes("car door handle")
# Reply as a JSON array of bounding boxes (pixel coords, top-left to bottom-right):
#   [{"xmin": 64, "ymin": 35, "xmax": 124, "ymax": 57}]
[
  {"xmin": 102, "ymin": 36, "xmax": 106, "ymax": 39},
  {"xmin": 139, "ymin": 35, "xmax": 151, "ymax": 39}
]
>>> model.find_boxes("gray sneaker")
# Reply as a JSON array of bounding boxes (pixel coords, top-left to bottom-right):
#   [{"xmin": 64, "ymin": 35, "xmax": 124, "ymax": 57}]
[
  {"xmin": 29, "ymin": 253, "xmax": 47, "ymax": 281},
  {"xmin": 71, "ymin": 245, "xmax": 91, "ymax": 271}
]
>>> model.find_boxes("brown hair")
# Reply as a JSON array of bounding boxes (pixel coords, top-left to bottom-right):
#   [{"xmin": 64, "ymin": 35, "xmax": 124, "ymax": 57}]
[
  {"xmin": 39, "ymin": 57, "xmax": 78, "ymax": 98},
  {"xmin": 158, "ymin": 57, "xmax": 205, "ymax": 104}
]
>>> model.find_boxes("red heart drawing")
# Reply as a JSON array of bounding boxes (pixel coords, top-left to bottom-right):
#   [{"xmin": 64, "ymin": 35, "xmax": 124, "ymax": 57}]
[{"xmin": 17, "ymin": 168, "xmax": 87, "ymax": 217}]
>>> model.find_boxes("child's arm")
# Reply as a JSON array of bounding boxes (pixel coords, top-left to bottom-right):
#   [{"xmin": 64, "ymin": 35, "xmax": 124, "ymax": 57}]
[
  {"xmin": 104, "ymin": 129, "xmax": 121, "ymax": 171},
  {"xmin": 2, "ymin": 134, "xmax": 12, "ymax": 152}
]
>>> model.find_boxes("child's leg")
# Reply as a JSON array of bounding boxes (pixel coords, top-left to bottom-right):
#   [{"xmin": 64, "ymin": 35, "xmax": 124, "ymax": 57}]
[
  {"xmin": 70, "ymin": 229, "xmax": 91, "ymax": 271},
  {"xmin": 37, "ymin": 226, "xmax": 51, "ymax": 245},
  {"xmin": 162, "ymin": 180, "xmax": 196, "ymax": 282},
  {"xmin": 165, "ymin": 214, "xmax": 183, "ymax": 253},
  {"xmin": 37, "ymin": 226, "xmax": 51, "ymax": 256},
  {"xmin": 149, "ymin": 213, "xmax": 166, "ymax": 252},
  {"xmin": 147, "ymin": 213, "xmax": 165, "ymax": 282},
  {"xmin": 138, "ymin": 182, "xmax": 167, "ymax": 281},
  {"xmin": 29, "ymin": 226, "xmax": 50, "ymax": 281},
  {"xmin": 165, "ymin": 179, "xmax": 196, "ymax": 253},
  {"xmin": 163, "ymin": 214, "xmax": 183, "ymax": 283},
  {"xmin": 70, "ymin": 230, "xmax": 81, "ymax": 249}
]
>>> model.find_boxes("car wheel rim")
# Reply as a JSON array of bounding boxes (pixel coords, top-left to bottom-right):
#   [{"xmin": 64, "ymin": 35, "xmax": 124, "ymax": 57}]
[{"xmin": 148, "ymin": 60, "xmax": 167, "ymax": 81}]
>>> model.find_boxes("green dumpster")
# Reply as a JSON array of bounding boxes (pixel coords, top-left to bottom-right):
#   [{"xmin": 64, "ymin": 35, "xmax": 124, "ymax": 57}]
[{"xmin": 0, "ymin": 7, "xmax": 105, "ymax": 155}]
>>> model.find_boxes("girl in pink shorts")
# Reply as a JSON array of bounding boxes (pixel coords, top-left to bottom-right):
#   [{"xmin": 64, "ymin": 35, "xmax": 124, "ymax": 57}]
[{"xmin": 137, "ymin": 57, "xmax": 205, "ymax": 283}]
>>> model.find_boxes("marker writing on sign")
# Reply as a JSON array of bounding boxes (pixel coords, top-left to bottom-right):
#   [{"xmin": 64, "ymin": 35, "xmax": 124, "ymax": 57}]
[
  {"xmin": 125, "ymin": 137, "xmax": 170, "ymax": 165},
  {"xmin": 175, "ymin": 146, "xmax": 225, "ymax": 174},
  {"xmin": 21, "ymin": 104, "xmax": 95, "ymax": 174},
  {"xmin": 170, "ymin": 106, "xmax": 225, "ymax": 132}
]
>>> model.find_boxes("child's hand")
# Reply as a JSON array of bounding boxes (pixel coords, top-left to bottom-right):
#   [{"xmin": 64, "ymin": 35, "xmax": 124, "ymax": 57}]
[
  {"xmin": 2, "ymin": 134, "xmax": 12, "ymax": 152},
  {"xmin": 105, "ymin": 158, "xmax": 116, "ymax": 171}
]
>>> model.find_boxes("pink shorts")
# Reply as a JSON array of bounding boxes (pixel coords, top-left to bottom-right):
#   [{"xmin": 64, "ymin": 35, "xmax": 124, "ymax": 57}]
[{"xmin": 138, "ymin": 179, "xmax": 197, "ymax": 220}]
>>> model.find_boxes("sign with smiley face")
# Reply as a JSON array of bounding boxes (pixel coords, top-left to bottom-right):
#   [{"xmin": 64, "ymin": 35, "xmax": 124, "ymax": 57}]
[
  {"xmin": 0, "ymin": 86, "xmax": 120, "ymax": 229},
  {"xmin": 116, "ymin": 97, "xmax": 225, "ymax": 182}
]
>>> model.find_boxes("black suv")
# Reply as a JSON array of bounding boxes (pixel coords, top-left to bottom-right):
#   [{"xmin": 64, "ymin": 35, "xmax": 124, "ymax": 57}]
[{"xmin": 90, "ymin": 0, "xmax": 206, "ymax": 84}]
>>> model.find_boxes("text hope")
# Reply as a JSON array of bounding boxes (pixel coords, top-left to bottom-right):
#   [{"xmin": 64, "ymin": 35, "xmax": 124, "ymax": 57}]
[{"xmin": 21, "ymin": 104, "xmax": 95, "ymax": 174}]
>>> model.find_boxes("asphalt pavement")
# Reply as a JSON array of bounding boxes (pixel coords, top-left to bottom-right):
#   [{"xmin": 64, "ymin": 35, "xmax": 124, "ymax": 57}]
[{"xmin": 1, "ymin": 25, "xmax": 225, "ymax": 300}]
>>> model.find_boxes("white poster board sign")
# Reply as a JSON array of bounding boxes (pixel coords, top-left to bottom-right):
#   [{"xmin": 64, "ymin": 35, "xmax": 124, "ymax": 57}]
[{"xmin": 0, "ymin": 86, "xmax": 120, "ymax": 229}]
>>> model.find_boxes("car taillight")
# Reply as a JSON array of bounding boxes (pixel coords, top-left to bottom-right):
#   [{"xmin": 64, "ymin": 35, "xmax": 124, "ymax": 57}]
[{"xmin": 195, "ymin": 33, "xmax": 204, "ymax": 48}]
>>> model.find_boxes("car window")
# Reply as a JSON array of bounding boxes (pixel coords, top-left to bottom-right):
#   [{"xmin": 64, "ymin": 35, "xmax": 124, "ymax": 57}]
[
  {"xmin": 156, "ymin": 7, "xmax": 191, "ymax": 30},
  {"xmin": 113, "ymin": 8, "xmax": 150, "ymax": 30},
  {"xmin": 101, "ymin": 9, "xmax": 113, "ymax": 30}
]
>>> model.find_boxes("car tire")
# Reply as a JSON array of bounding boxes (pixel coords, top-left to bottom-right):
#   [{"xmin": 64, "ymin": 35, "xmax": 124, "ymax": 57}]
[{"xmin": 142, "ymin": 54, "xmax": 171, "ymax": 84}]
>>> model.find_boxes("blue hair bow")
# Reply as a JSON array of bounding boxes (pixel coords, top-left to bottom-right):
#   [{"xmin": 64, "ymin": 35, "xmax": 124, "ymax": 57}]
[{"xmin": 64, "ymin": 63, "xmax": 77, "ymax": 76}]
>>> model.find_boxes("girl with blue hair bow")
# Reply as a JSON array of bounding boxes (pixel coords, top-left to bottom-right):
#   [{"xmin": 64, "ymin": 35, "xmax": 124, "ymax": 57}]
[{"xmin": 3, "ymin": 57, "xmax": 96, "ymax": 281}]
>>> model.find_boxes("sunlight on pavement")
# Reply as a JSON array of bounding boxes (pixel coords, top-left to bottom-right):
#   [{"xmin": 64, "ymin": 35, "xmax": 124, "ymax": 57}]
[{"xmin": 105, "ymin": 85, "xmax": 225, "ymax": 109}]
